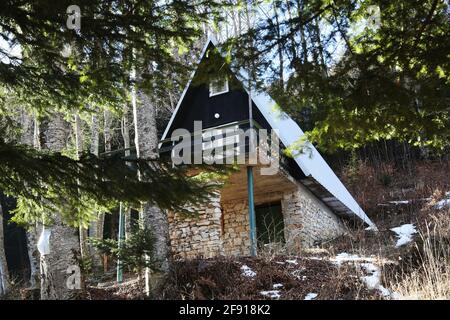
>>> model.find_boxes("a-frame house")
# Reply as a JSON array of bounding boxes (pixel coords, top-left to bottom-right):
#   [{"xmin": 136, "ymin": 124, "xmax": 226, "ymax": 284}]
[{"xmin": 159, "ymin": 38, "xmax": 376, "ymax": 258}]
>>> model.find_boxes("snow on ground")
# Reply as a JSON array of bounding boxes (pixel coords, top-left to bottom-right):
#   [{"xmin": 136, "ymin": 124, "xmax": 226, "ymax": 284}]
[
  {"xmin": 388, "ymin": 200, "xmax": 410, "ymax": 205},
  {"xmin": 330, "ymin": 252, "xmax": 401, "ymax": 299},
  {"xmin": 272, "ymin": 283, "xmax": 283, "ymax": 289},
  {"xmin": 433, "ymin": 191, "xmax": 450, "ymax": 209},
  {"xmin": 240, "ymin": 265, "xmax": 256, "ymax": 278},
  {"xmin": 260, "ymin": 290, "xmax": 281, "ymax": 299},
  {"xmin": 304, "ymin": 293, "xmax": 318, "ymax": 300},
  {"xmin": 331, "ymin": 252, "xmax": 378, "ymax": 266},
  {"xmin": 360, "ymin": 263, "xmax": 391, "ymax": 298},
  {"xmin": 307, "ymin": 256, "xmax": 324, "ymax": 261},
  {"xmin": 360, "ymin": 263, "xmax": 401, "ymax": 299},
  {"xmin": 291, "ymin": 268, "xmax": 306, "ymax": 280},
  {"xmin": 390, "ymin": 224, "xmax": 417, "ymax": 247},
  {"xmin": 435, "ymin": 198, "xmax": 450, "ymax": 209},
  {"xmin": 285, "ymin": 259, "xmax": 298, "ymax": 265}
]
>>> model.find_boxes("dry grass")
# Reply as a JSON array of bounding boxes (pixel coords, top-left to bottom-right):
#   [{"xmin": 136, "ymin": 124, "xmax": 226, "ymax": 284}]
[{"xmin": 387, "ymin": 215, "xmax": 450, "ymax": 300}]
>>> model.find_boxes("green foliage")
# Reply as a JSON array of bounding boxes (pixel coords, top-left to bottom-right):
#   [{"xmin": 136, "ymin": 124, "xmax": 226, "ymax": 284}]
[
  {"xmin": 0, "ymin": 1, "xmax": 226, "ymax": 227},
  {"xmin": 0, "ymin": 140, "xmax": 228, "ymax": 227},
  {"xmin": 228, "ymin": 0, "xmax": 450, "ymax": 152},
  {"xmin": 90, "ymin": 227, "xmax": 157, "ymax": 274},
  {"xmin": 0, "ymin": 0, "xmax": 222, "ymax": 113}
]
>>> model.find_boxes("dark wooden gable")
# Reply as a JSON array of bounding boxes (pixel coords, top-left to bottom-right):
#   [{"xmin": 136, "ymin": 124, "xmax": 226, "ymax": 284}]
[{"xmin": 164, "ymin": 42, "xmax": 270, "ymax": 138}]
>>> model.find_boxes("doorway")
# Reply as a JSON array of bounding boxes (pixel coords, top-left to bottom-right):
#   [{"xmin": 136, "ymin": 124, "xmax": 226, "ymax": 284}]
[{"xmin": 255, "ymin": 202, "xmax": 285, "ymax": 247}]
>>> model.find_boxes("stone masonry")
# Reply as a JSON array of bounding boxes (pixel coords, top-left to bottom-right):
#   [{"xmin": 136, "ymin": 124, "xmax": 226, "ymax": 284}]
[
  {"xmin": 167, "ymin": 193, "xmax": 223, "ymax": 259},
  {"xmin": 168, "ymin": 181, "xmax": 347, "ymax": 259},
  {"xmin": 222, "ymin": 201, "xmax": 251, "ymax": 256},
  {"xmin": 281, "ymin": 182, "xmax": 347, "ymax": 249}
]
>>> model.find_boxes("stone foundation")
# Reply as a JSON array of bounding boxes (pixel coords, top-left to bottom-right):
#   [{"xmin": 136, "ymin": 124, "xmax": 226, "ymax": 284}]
[
  {"xmin": 168, "ymin": 181, "xmax": 347, "ymax": 258},
  {"xmin": 281, "ymin": 182, "xmax": 347, "ymax": 249},
  {"xmin": 167, "ymin": 194, "xmax": 223, "ymax": 259},
  {"xmin": 222, "ymin": 201, "xmax": 250, "ymax": 256}
]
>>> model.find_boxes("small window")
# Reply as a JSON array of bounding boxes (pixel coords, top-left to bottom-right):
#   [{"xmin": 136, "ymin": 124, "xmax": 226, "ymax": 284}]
[{"xmin": 209, "ymin": 77, "xmax": 229, "ymax": 97}]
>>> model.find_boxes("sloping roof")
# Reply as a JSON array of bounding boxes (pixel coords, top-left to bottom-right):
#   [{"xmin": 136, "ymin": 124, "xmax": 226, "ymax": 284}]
[{"xmin": 160, "ymin": 37, "xmax": 377, "ymax": 229}]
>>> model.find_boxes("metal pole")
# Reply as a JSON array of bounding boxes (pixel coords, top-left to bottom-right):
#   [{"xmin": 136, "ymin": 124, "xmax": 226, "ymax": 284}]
[
  {"xmin": 116, "ymin": 202, "xmax": 125, "ymax": 283},
  {"xmin": 247, "ymin": 166, "xmax": 257, "ymax": 256}
]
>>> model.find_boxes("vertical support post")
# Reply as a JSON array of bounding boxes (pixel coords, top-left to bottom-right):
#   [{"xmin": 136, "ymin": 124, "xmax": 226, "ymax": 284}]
[
  {"xmin": 116, "ymin": 202, "xmax": 125, "ymax": 283},
  {"xmin": 247, "ymin": 166, "xmax": 257, "ymax": 256}
]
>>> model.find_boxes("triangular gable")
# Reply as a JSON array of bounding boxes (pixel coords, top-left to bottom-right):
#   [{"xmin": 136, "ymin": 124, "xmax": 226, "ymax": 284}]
[{"xmin": 160, "ymin": 37, "xmax": 376, "ymax": 230}]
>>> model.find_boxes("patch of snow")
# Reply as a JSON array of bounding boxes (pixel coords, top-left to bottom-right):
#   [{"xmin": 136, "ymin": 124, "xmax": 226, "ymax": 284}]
[
  {"xmin": 260, "ymin": 290, "xmax": 281, "ymax": 299},
  {"xmin": 291, "ymin": 269, "xmax": 305, "ymax": 280},
  {"xmin": 275, "ymin": 261, "xmax": 285, "ymax": 265},
  {"xmin": 360, "ymin": 263, "xmax": 398, "ymax": 299},
  {"xmin": 365, "ymin": 225, "xmax": 377, "ymax": 231},
  {"xmin": 240, "ymin": 265, "xmax": 256, "ymax": 278},
  {"xmin": 307, "ymin": 256, "xmax": 324, "ymax": 261},
  {"xmin": 273, "ymin": 283, "xmax": 283, "ymax": 289},
  {"xmin": 304, "ymin": 293, "xmax": 318, "ymax": 300},
  {"xmin": 390, "ymin": 224, "xmax": 417, "ymax": 247},
  {"xmin": 389, "ymin": 200, "xmax": 410, "ymax": 205},
  {"xmin": 378, "ymin": 286, "xmax": 393, "ymax": 298},
  {"xmin": 332, "ymin": 253, "xmax": 401, "ymax": 299},
  {"xmin": 435, "ymin": 198, "xmax": 450, "ymax": 210},
  {"xmin": 331, "ymin": 252, "xmax": 377, "ymax": 265},
  {"xmin": 286, "ymin": 259, "xmax": 298, "ymax": 265},
  {"xmin": 360, "ymin": 263, "xmax": 381, "ymax": 290}
]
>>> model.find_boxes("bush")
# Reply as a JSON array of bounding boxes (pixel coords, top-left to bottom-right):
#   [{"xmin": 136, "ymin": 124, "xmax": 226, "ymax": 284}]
[{"xmin": 89, "ymin": 227, "xmax": 157, "ymax": 295}]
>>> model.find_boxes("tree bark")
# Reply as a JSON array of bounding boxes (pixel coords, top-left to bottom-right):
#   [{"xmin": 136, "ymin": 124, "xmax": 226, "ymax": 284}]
[
  {"xmin": 40, "ymin": 113, "xmax": 81, "ymax": 300},
  {"xmin": 74, "ymin": 115, "xmax": 90, "ymax": 259},
  {"xmin": 20, "ymin": 111, "xmax": 40, "ymax": 288},
  {"xmin": 0, "ymin": 203, "xmax": 9, "ymax": 296},
  {"xmin": 121, "ymin": 106, "xmax": 133, "ymax": 239},
  {"xmin": 133, "ymin": 84, "xmax": 170, "ymax": 295},
  {"xmin": 88, "ymin": 114, "xmax": 104, "ymax": 268}
]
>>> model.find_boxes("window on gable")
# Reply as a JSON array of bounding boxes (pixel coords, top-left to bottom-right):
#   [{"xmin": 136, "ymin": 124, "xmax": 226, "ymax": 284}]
[{"xmin": 209, "ymin": 77, "xmax": 229, "ymax": 97}]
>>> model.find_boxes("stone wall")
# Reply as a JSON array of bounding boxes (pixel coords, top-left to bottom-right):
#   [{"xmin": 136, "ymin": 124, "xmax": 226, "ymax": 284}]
[
  {"xmin": 222, "ymin": 201, "xmax": 250, "ymax": 256},
  {"xmin": 168, "ymin": 182, "xmax": 347, "ymax": 259},
  {"xmin": 281, "ymin": 182, "xmax": 347, "ymax": 249},
  {"xmin": 167, "ymin": 194, "xmax": 223, "ymax": 259}
]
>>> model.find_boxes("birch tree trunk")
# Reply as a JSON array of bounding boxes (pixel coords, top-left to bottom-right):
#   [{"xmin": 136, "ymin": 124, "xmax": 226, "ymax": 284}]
[
  {"xmin": 40, "ymin": 113, "xmax": 81, "ymax": 300},
  {"xmin": 133, "ymin": 86, "xmax": 170, "ymax": 295},
  {"xmin": 0, "ymin": 203, "xmax": 9, "ymax": 296}
]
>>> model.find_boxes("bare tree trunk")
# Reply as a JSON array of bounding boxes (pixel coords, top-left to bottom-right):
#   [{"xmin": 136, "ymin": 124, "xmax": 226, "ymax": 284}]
[
  {"xmin": 133, "ymin": 84, "xmax": 170, "ymax": 295},
  {"xmin": 20, "ymin": 112, "xmax": 40, "ymax": 288},
  {"xmin": 104, "ymin": 110, "xmax": 113, "ymax": 153},
  {"xmin": 74, "ymin": 115, "xmax": 89, "ymax": 259},
  {"xmin": 94, "ymin": 110, "xmax": 113, "ymax": 242},
  {"xmin": 88, "ymin": 114, "xmax": 104, "ymax": 268},
  {"xmin": 40, "ymin": 113, "xmax": 81, "ymax": 300},
  {"xmin": 273, "ymin": 2, "xmax": 284, "ymax": 85},
  {"xmin": 0, "ymin": 203, "xmax": 9, "ymax": 296},
  {"xmin": 297, "ymin": 0, "xmax": 309, "ymax": 65},
  {"xmin": 121, "ymin": 106, "xmax": 133, "ymax": 239}
]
